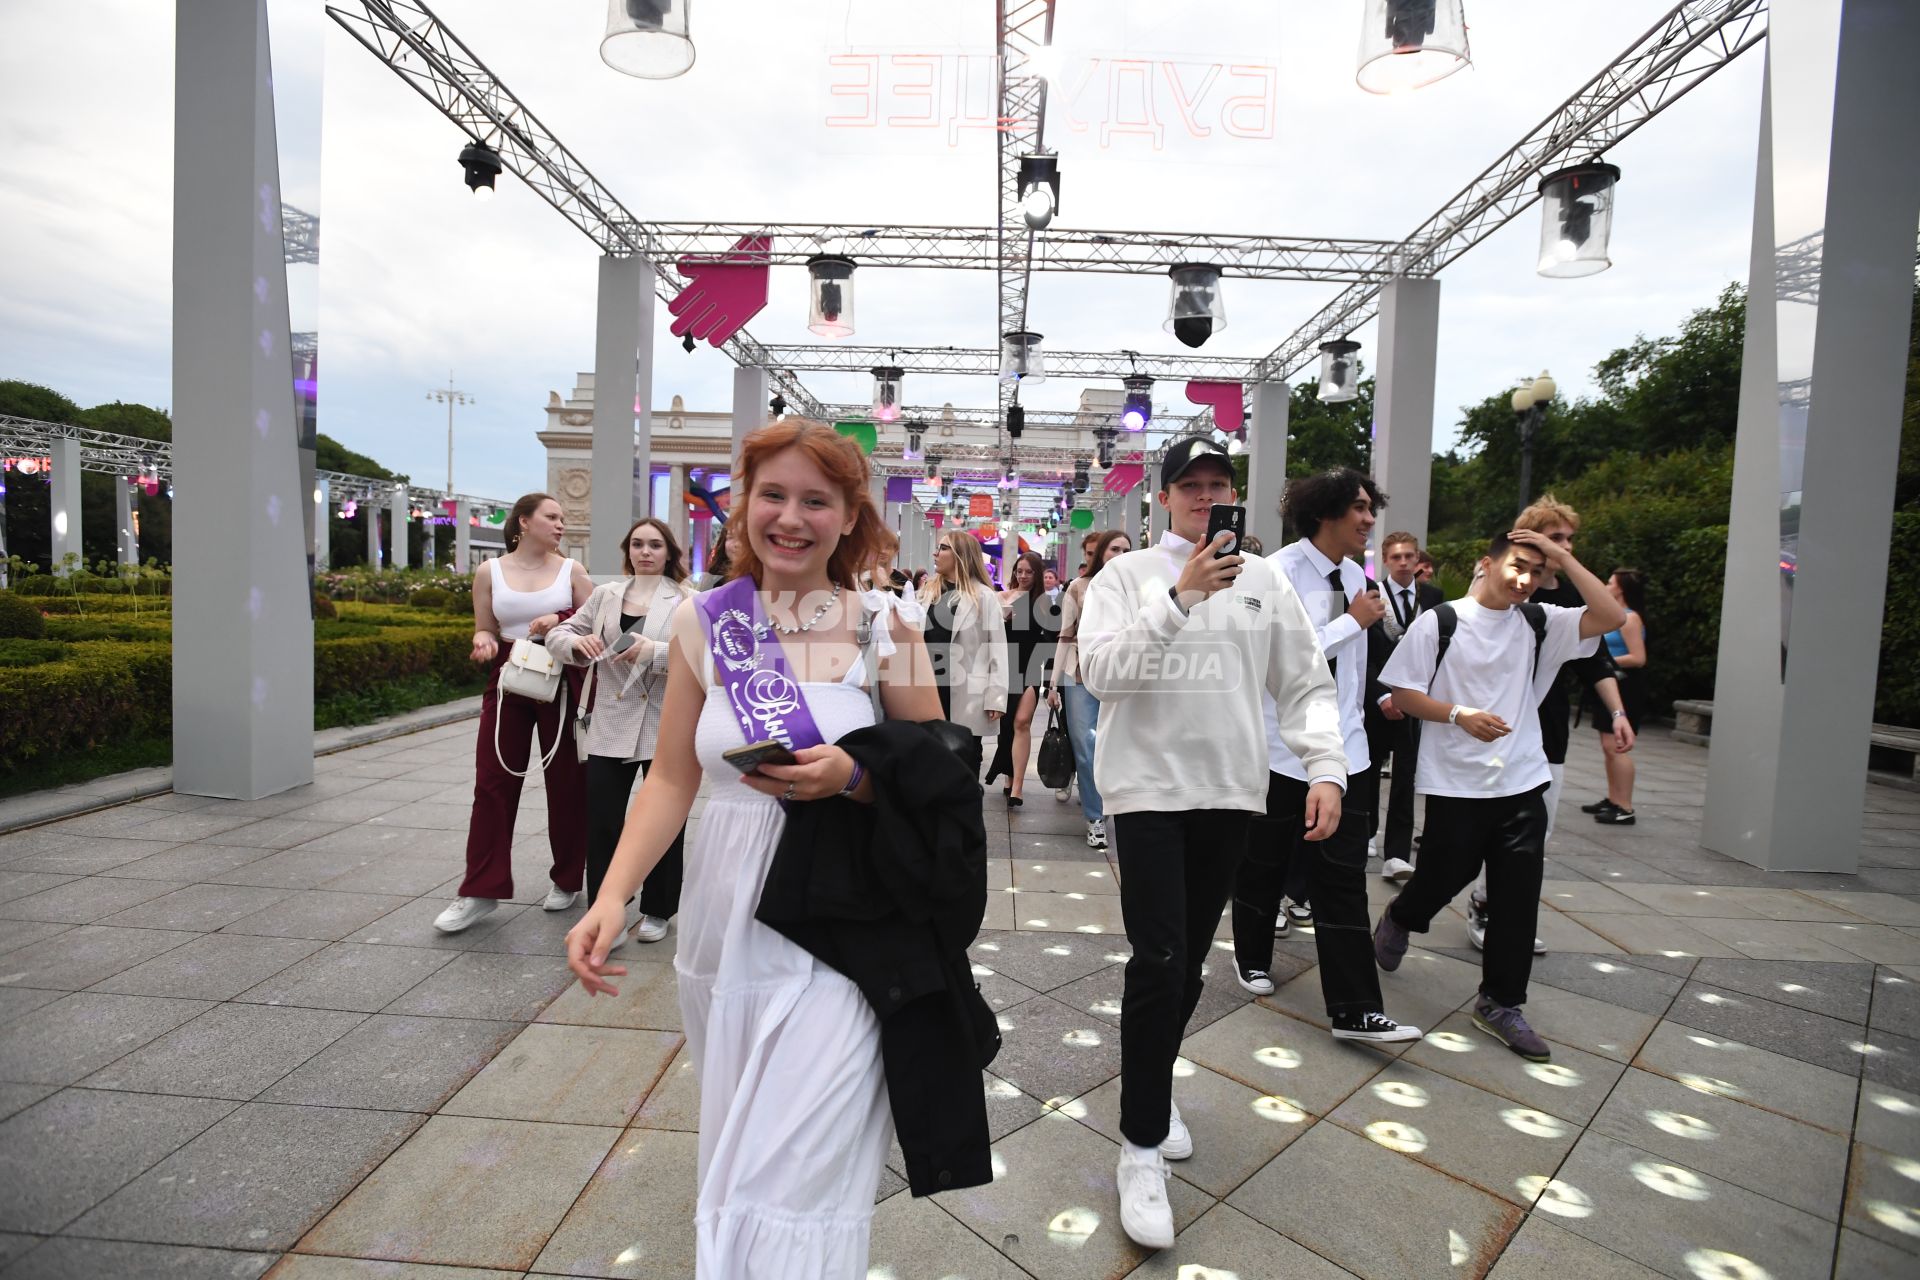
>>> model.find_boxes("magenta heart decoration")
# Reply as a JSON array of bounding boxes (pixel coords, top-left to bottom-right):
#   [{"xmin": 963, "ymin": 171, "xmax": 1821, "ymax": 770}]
[{"xmin": 669, "ymin": 235, "xmax": 772, "ymax": 347}]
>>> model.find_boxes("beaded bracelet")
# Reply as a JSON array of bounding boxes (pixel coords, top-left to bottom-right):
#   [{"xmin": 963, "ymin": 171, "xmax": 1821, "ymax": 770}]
[{"xmin": 839, "ymin": 761, "xmax": 866, "ymax": 797}]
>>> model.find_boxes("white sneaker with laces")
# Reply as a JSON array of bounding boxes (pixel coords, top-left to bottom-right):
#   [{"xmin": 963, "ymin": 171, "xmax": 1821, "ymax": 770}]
[
  {"xmin": 1116, "ymin": 1145, "xmax": 1176, "ymax": 1249},
  {"xmin": 1086, "ymin": 819, "xmax": 1107, "ymax": 849},
  {"xmin": 1160, "ymin": 1100, "xmax": 1193, "ymax": 1160},
  {"xmin": 1056, "ymin": 786, "xmax": 1073, "ymax": 803},
  {"xmin": 433, "ymin": 896, "xmax": 497, "ymax": 934},
  {"xmin": 632, "ymin": 914, "xmax": 670, "ymax": 944},
  {"xmin": 1383, "ymin": 857, "xmax": 1415, "ymax": 883},
  {"xmin": 1236, "ymin": 967, "xmax": 1275, "ymax": 996},
  {"xmin": 541, "ymin": 885, "xmax": 579, "ymax": 912},
  {"xmin": 607, "ymin": 900, "xmax": 642, "ymax": 952}
]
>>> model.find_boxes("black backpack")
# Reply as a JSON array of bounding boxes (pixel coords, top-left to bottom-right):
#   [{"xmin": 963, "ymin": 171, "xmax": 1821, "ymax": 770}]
[{"xmin": 1432, "ymin": 602, "xmax": 1548, "ymax": 681}]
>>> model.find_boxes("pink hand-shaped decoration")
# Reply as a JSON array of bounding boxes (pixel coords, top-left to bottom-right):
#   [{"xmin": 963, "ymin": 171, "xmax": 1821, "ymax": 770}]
[
  {"xmin": 1186, "ymin": 381, "xmax": 1245, "ymax": 435},
  {"xmin": 1103, "ymin": 462, "xmax": 1145, "ymax": 495},
  {"xmin": 669, "ymin": 235, "xmax": 772, "ymax": 348}
]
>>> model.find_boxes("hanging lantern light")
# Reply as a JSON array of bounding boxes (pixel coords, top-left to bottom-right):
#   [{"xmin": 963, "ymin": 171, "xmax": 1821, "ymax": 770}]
[
  {"xmin": 1000, "ymin": 331, "xmax": 1046, "ymax": 383},
  {"xmin": 1317, "ymin": 339, "xmax": 1362, "ymax": 403},
  {"xmin": 904, "ymin": 420, "xmax": 927, "ymax": 461},
  {"xmin": 1015, "ymin": 153, "xmax": 1061, "ymax": 230},
  {"xmin": 1356, "ymin": 0, "xmax": 1471, "ymax": 95},
  {"xmin": 1093, "ymin": 426, "xmax": 1118, "ymax": 468},
  {"xmin": 457, "ymin": 140, "xmax": 503, "ymax": 200},
  {"xmin": 600, "ymin": 0, "xmax": 695, "ymax": 80},
  {"xmin": 1165, "ymin": 264, "xmax": 1226, "ymax": 349},
  {"xmin": 1120, "ymin": 375, "xmax": 1154, "ymax": 431},
  {"xmin": 870, "ymin": 366, "xmax": 904, "ymax": 423},
  {"xmin": 806, "ymin": 255, "xmax": 856, "ymax": 338},
  {"xmin": 1537, "ymin": 161, "xmax": 1622, "ymax": 279},
  {"xmin": 924, "ymin": 451, "xmax": 941, "ymax": 484},
  {"xmin": 1073, "ymin": 458, "xmax": 1091, "ymax": 493}
]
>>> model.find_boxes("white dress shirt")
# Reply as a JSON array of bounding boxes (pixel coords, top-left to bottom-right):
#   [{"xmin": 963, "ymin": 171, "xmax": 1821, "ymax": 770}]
[{"xmin": 1263, "ymin": 538, "xmax": 1371, "ymax": 780}]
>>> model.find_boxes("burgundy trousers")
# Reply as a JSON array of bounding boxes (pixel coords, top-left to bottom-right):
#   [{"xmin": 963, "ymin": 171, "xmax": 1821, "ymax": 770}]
[{"xmin": 459, "ymin": 652, "xmax": 588, "ymax": 900}]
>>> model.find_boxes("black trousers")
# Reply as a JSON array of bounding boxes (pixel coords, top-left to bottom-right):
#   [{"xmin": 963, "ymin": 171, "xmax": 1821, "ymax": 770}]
[
  {"xmin": 584, "ymin": 755, "xmax": 685, "ymax": 919},
  {"xmin": 1232, "ymin": 769, "xmax": 1382, "ymax": 1018},
  {"xmin": 1386, "ymin": 784, "xmax": 1549, "ymax": 1009},
  {"xmin": 1111, "ymin": 808, "xmax": 1249, "ymax": 1148},
  {"xmin": 1363, "ymin": 710, "xmax": 1421, "ymax": 860},
  {"xmin": 934, "ymin": 683, "xmax": 985, "ymax": 777}
]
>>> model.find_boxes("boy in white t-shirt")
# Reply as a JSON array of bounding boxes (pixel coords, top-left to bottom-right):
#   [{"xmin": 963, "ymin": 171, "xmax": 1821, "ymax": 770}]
[{"xmin": 1372, "ymin": 529, "xmax": 1624, "ymax": 1060}]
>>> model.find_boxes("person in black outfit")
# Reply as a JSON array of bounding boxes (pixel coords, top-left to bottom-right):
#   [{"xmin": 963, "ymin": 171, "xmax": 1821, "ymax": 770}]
[
  {"xmin": 984, "ymin": 551, "xmax": 1061, "ymax": 805},
  {"xmin": 1366, "ymin": 531, "xmax": 1444, "ymax": 882}
]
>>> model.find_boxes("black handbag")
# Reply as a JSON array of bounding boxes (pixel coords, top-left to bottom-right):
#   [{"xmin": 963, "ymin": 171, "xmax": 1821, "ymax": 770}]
[{"xmin": 1036, "ymin": 706, "xmax": 1075, "ymax": 790}]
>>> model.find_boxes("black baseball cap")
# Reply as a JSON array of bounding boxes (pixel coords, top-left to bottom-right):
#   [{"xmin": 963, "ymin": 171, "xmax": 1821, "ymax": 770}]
[{"xmin": 1160, "ymin": 435, "xmax": 1233, "ymax": 489}]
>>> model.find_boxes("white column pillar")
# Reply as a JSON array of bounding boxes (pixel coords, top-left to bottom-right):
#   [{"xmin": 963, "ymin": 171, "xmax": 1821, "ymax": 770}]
[
  {"xmin": 731, "ymin": 365, "xmax": 767, "ymax": 469},
  {"xmin": 1704, "ymin": 0, "xmax": 1920, "ymax": 873},
  {"xmin": 421, "ymin": 513, "xmax": 436, "ymax": 568},
  {"xmin": 170, "ymin": 0, "xmax": 313, "ymax": 797},
  {"xmin": 1246, "ymin": 381, "xmax": 1290, "ymax": 549},
  {"xmin": 365, "ymin": 498, "xmax": 381, "ymax": 570},
  {"xmin": 1148, "ymin": 482, "xmax": 1169, "ymax": 543},
  {"xmin": 50, "ymin": 437, "xmax": 82, "ymax": 575},
  {"xmin": 388, "ymin": 486, "xmax": 409, "ymax": 570},
  {"xmin": 116, "ymin": 478, "xmax": 138, "ymax": 566},
  {"xmin": 668, "ymin": 464, "xmax": 690, "ymax": 549},
  {"xmin": 593, "ymin": 254, "xmax": 648, "ymax": 575},
  {"xmin": 313, "ymin": 476, "xmax": 329, "ymax": 570},
  {"xmin": 454, "ymin": 501, "xmax": 472, "ymax": 574},
  {"xmin": 1371, "ymin": 276, "xmax": 1441, "ymax": 551}
]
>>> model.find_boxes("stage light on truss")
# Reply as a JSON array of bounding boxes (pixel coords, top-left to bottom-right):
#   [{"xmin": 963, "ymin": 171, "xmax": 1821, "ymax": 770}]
[
  {"xmin": 1121, "ymin": 375, "xmax": 1154, "ymax": 431},
  {"xmin": 1073, "ymin": 459, "xmax": 1091, "ymax": 493},
  {"xmin": 806, "ymin": 254, "xmax": 857, "ymax": 338},
  {"xmin": 600, "ymin": 0, "xmax": 695, "ymax": 80},
  {"xmin": 1537, "ymin": 161, "xmax": 1621, "ymax": 278},
  {"xmin": 1000, "ymin": 456, "xmax": 1018, "ymax": 489},
  {"xmin": 457, "ymin": 140, "xmax": 503, "ymax": 200},
  {"xmin": 1357, "ymin": 0, "xmax": 1471, "ymax": 95},
  {"xmin": 871, "ymin": 366, "xmax": 904, "ymax": 423},
  {"xmin": 1094, "ymin": 426, "xmax": 1118, "ymax": 469},
  {"xmin": 1007, "ymin": 403, "xmax": 1025, "ymax": 440},
  {"xmin": 1001, "ymin": 331, "xmax": 1046, "ymax": 383},
  {"xmin": 1016, "ymin": 153, "xmax": 1061, "ymax": 230},
  {"xmin": 1317, "ymin": 339, "xmax": 1362, "ymax": 403},
  {"xmin": 904, "ymin": 420, "xmax": 927, "ymax": 461},
  {"xmin": 924, "ymin": 451, "xmax": 941, "ymax": 484},
  {"xmin": 1165, "ymin": 264, "xmax": 1226, "ymax": 349}
]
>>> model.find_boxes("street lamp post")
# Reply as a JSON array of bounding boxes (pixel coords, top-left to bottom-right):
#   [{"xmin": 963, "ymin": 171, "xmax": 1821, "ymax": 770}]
[
  {"xmin": 1511, "ymin": 370, "xmax": 1556, "ymax": 512},
  {"xmin": 426, "ymin": 375, "xmax": 474, "ymax": 497}
]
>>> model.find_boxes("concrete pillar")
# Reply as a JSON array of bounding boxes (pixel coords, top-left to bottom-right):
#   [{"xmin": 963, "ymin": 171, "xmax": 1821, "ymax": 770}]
[
  {"xmin": 1148, "ymin": 482, "xmax": 1169, "ymax": 543},
  {"xmin": 170, "ymin": 0, "xmax": 313, "ymax": 798},
  {"xmin": 116, "ymin": 478, "xmax": 138, "ymax": 567},
  {"xmin": 1371, "ymin": 276, "xmax": 1441, "ymax": 552},
  {"xmin": 1704, "ymin": 0, "xmax": 1920, "ymax": 873},
  {"xmin": 365, "ymin": 498, "xmax": 381, "ymax": 570},
  {"xmin": 421, "ymin": 512, "xmax": 435, "ymax": 568},
  {"xmin": 388, "ymin": 486, "xmax": 409, "ymax": 570},
  {"xmin": 454, "ymin": 501, "xmax": 472, "ymax": 574},
  {"xmin": 50, "ymin": 437, "xmax": 82, "ymax": 574},
  {"xmin": 592, "ymin": 254, "xmax": 650, "ymax": 576},
  {"xmin": 313, "ymin": 476, "xmax": 329, "ymax": 569},
  {"xmin": 667, "ymin": 464, "xmax": 690, "ymax": 549},
  {"xmin": 1246, "ymin": 382, "xmax": 1289, "ymax": 549},
  {"xmin": 731, "ymin": 365, "xmax": 767, "ymax": 470}
]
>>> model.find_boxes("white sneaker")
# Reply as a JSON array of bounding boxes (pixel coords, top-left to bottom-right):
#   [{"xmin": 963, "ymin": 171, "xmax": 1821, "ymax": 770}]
[
  {"xmin": 608, "ymin": 899, "xmax": 642, "ymax": 952},
  {"xmin": 632, "ymin": 914, "xmax": 670, "ymax": 944},
  {"xmin": 1116, "ymin": 1145, "xmax": 1176, "ymax": 1249},
  {"xmin": 1383, "ymin": 858, "xmax": 1415, "ymax": 883},
  {"xmin": 433, "ymin": 896, "xmax": 497, "ymax": 933},
  {"xmin": 1236, "ymin": 966, "xmax": 1275, "ymax": 996},
  {"xmin": 1159, "ymin": 1100, "xmax": 1193, "ymax": 1160},
  {"xmin": 541, "ymin": 885, "xmax": 579, "ymax": 912},
  {"xmin": 1056, "ymin": 786, "xmax": 1073, "ymax": 803},
  {"xmin": 1086, "ymin": 819, "xmax": 1107, "ymax": 849}
]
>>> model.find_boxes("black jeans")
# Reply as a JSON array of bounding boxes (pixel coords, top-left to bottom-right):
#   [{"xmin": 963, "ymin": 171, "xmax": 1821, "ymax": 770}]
[
  {"xmin": 1232, "ymin": 769, "xmax": 1382, "ymax": 1018},
  {"xmin": 1111, "ymin": 808, "xmax": 1249, "ymax": 1148},
  {"xmin": 1386, "ymin": 785, "xmax": 1549, "ymax": 1009},
  {"xmin": 1364, "ymin": 709, "xmax": 1421, "ymax": 860},
  {"xmin": 585, "ymin": 755, "xmax": 685, "ymax": 919}
]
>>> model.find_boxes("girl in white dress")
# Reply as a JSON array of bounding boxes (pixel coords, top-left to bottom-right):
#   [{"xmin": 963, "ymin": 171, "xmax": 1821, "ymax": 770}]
[{"xmin": 567, "ymin": 421, "xmax": 943, "ymax": 1279}]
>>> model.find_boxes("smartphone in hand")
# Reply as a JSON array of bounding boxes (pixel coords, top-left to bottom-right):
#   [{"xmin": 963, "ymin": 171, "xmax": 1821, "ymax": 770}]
[
  {"xmin": 720, "ymin": 740, "xmax": 799, "ymax": 774},
  {"xmin": 1205, "ymin": 505, "xmax": 1247, "ymax": 559}
]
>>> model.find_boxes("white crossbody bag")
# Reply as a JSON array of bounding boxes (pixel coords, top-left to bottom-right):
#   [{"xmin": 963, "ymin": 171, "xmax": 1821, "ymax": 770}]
[{"xmin": 494, "ymin": 637, "xmax": 570, "ymax": 779}]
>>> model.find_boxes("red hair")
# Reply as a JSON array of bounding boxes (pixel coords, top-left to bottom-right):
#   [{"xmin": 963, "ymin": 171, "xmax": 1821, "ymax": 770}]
[{"xmin": 729, "ymin": 420, "xmax": 887, "ymax": 592}]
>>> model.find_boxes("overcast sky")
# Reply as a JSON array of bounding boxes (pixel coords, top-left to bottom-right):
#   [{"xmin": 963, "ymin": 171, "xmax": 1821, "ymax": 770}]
[{"xmin": 0, "ymin": 1, "xmax": 1766, "ymax": 503}]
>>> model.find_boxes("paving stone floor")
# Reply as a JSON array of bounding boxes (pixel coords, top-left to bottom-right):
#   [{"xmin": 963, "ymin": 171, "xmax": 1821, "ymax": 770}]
[{"xmin": 0, "ymin": 725, "xmax": 1917, "ymax": 1278}]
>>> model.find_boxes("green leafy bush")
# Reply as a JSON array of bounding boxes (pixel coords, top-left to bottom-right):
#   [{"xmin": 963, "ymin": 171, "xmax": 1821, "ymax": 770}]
[
  {"xmin": 409, "ymin": 587, "xmax": 453, "ymax": 609},
  {"xmin": 1876, "ymin": 512, "xmax": 1920, "ymax": 727},
  {"xmin": 43, "ymin": 616, "xmax": 172, "ymax": 643},
  {"xmin": 0, "ymin": 638, "xmax": 64, "ymax": 667},
  {"xmin": 0, "ymin": 641, "xmax": 171, "ymax": 767},
  {"xmin": 312, "ymin": 592, "xmax": 337, "ymax": 620},
  {"xmin": 0, "ymin": 592, "xmax": 45, "ymax": 640}
]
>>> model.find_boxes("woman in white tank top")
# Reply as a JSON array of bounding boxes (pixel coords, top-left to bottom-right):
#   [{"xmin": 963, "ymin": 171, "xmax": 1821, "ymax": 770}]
[{"xmin": 433, "ymin": 493, "xmax": 594, "ymax": 935}]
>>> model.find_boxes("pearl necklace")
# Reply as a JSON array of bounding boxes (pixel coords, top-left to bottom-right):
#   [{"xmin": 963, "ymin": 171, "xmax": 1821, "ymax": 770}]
[{"xmin": 761, "ymin": 583, "xmax": 841, "ymax": 636}]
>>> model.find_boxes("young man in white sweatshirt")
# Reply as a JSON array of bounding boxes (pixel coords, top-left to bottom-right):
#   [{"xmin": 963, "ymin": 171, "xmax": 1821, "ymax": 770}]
[
  {"xmin": 1373, "ymin": 528, "xmax": 1625, "ymax": 1062},
  {"xmin": 1079, "ymin": 435, "xmax": 1347, "ymax": 1251}
]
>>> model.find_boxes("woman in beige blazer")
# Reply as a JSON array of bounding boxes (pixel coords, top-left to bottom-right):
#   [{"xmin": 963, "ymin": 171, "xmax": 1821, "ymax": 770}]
[
  {"xmin": 546, "ymin": 517, "xmax": 694, "ymax": 948},
  {"xmin": 919, "ymin": 529, "xmax": 1009, "ymax": 775}
]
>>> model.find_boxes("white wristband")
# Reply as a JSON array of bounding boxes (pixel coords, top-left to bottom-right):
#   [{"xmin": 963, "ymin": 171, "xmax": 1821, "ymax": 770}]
[{"xmin": 1447, "ymin": 705, "xmax": 1464, "ymax": 725}]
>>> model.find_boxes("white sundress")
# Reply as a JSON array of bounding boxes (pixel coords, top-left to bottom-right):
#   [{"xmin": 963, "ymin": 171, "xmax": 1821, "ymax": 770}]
[{"xmin": 676, "ymin": 652, "xmax": 895, "ymax": 1278}]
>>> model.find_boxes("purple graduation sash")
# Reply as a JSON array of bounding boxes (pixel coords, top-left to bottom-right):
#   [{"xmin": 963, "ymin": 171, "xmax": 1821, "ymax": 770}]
[{"xmin": 698, "ymin": 575, "xmax": 828, "ymax": 755}]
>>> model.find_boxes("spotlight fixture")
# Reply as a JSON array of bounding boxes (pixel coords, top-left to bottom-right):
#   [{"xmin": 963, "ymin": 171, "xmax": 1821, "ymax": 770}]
[
  {"xmin": 1121, "ymin": 375, "xmax": 1154, "ymax": 431},
  {"xmin": 681, "ymin": 331, "xmax": 697, "ymax": 353},
  {"xmin": 924, "ymin": 450, "xmax": 941, "ymax": 484},
  {"xmin": 600, "ymin": 0, "xmax": 696, "ymax": 80},
  {"xmin": 904, "ymin": 420, "xmax": 927, "ymax": 461},
  {"xmin": 1007, "ymin": 403, "xmax": 1025, "ymax": 440},
  {"xmin": 1093, "ymin": 426, "xmax": 1118, "ymax": 469},
  {"xmin": 871, "ymin": 366, "xmax": 904, "ymax": 423},
  {"xmin": 1016, "ymin": 153, "xmax": 1061, "ymax": 230},
  {"xmin": 1537, "ymin": 161, "xmax": 1622, "ymax": 278},
  {"xmin": 1000, "ymin": 456, "xmax": 1018, "ymax": 489},
  {"xmin": 1356, "ymin": 0, "xmax": 1471, "ymax": 95},
  {"xmin": 1317, "ymin": 339, "xmax": 1362, "ymax": 402},
  {"xmin": 457, "ymin": 140, "xmax": 503, "ymax": 200},
  {"xmin": 1000, "ymin": 331, "xmax": 1046, "ymax": 383},
  {"xmin": 768, "ymin": 392, "xmax": 786, "ymax": 418},
  {"xmin": 1073, "ymin": 458, "xmax": 1091, "ymax": 493},
  {"xmin": 1165, "ymin": 264, "xmax": 1226, "ymax": 349},
  {"xmin": 806, "ymin": 254, "xmax": 857, "ymax": 338}
]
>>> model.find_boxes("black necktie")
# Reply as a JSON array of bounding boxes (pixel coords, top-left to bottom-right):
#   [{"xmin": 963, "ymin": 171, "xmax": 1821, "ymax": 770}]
[
  {"xmin": 1326, "ymin": 567, "xmax": 1345, "ymax": 679},
  {"xmin": 1395, "ymin": 586, "xmax": 1412, "ymax": 628}
]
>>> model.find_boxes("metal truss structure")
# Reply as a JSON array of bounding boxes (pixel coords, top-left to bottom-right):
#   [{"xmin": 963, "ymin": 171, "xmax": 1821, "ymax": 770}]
[
  {"xmin": 282, "ymin": 203, "xmax": 320, "ymax": 265},
  {"xmin": 1251, "ymin": 0, "xmax": 1769, "ymax": 383},
  {"xmin": 817, "ymin": 403, "xmax": 1204, "ymax": 433},
  {"xmin": 995, "ymin": 0, "xmax": 1056, "ymax": 428},
  {"xmin": 763, "ymin": 344, "xmax": 1254, "ymax": 382}
]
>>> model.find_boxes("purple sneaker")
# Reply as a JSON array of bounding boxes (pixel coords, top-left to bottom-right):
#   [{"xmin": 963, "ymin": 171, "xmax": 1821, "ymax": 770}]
[
  {"xmin": 1373, "ymin": 909, "xmax": 1410, "ymax": 972},
  {"xmin": 1472, "ymin": 996, "xmax": 1552, "ymax": 1062}
]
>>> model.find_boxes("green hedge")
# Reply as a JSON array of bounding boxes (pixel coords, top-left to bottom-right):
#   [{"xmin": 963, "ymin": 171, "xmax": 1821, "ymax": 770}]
[
  {"xmin": 0, "ymin": 592, "xmax": 46, "ymax": 639},
  {"xmin": 0, "ymin": 641, "xmax": 172, "ymax": 767},
  {"xmin": 1877, "ymin": 512, "xmax": 1920, "ymax": 726}
]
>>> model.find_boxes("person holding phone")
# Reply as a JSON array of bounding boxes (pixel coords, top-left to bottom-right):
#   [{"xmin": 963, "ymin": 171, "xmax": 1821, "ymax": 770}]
[
  {"xmin": 545, "ymin": 516, "xmax": 694, "ymax": 948},
  {"xmin": 1078, "ymin": 435, "xmax": 1346, "ymax": 1251}
]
